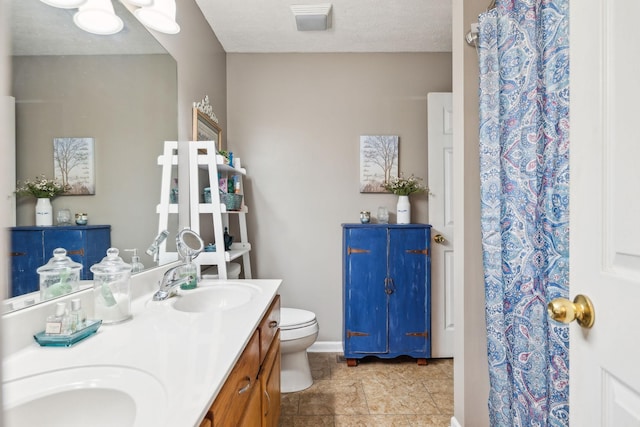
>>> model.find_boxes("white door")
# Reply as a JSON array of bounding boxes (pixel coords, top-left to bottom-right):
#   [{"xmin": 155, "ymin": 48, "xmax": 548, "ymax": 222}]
[
  {"xmin": 569, "ymin": 0, "xmax": 640, "ymax": 424},
  {"xmin": 427, "ymin": 92, "xmax": 454, "ymax": 358}
]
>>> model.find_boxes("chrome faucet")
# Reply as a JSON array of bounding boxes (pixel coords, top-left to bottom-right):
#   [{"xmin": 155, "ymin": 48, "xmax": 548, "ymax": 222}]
[
  {"xmin": 152, "ymin": 265, "xmax": 194, "ymax": 301},
  {"xmin": 152, "ymin": 228, "xmax": 204, "ymax": 301}
]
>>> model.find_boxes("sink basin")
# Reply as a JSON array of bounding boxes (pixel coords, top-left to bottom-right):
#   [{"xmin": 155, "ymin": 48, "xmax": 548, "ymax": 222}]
[
  {"xmin": 3, "ymin": 366, "xmax": 167, "ymax": 427},
  {"xmin": 172, "ymin": 283, "xmax": 260, "ymax": 313}
]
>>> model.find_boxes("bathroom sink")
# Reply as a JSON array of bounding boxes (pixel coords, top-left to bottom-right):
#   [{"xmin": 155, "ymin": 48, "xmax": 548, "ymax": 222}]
[
  {"xmin": 3, "ymin": 366, "xmax": 167, "ymax": 427},
  {"xmin": 171, "ymin": 283, "xmax": 260, "ymax": 313}
]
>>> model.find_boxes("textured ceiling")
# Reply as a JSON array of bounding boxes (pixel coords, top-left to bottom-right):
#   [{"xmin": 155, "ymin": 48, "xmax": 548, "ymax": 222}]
[
  {"xmin": 11, "ymin": 0, "xmax": 452, "ymax": 56},
  {"xmin": 194, "ymin": 0, "xmax": 452, "ymax": 53}
]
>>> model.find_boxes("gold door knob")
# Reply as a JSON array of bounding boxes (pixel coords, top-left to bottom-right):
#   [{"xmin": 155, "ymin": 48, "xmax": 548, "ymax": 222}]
[
  {"xmin": 547, "ymin": 294, "xmax": 595, "ymax": 329},
  {"xmin": 433, "ymin": 234, "xmax": 446, "ymax": 244}
]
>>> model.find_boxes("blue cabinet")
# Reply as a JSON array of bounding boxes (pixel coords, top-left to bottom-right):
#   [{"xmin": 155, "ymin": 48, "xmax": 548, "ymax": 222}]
[
  {"xmin": 10, "ymin": 225, "xmax": 111, "ymax": 298},
  {"xmin": 342, "ymin": 224, "xmax": 431, "ymax": 365}
]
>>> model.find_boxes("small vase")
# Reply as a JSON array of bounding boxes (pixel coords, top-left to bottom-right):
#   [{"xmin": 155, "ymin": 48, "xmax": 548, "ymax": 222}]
[
  {"xmin": 396, "ymin": 195, "xmax": 411, "ymax": 224},
  {"xmin": 35, "ymin": 198, "xmax": 53, "ymax": 226}
]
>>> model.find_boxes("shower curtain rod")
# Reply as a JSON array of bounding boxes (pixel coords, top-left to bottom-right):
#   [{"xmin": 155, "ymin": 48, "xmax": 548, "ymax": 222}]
[{"xmin": 465, "ymin": 0, "xmax": 496, "ymax": 47}]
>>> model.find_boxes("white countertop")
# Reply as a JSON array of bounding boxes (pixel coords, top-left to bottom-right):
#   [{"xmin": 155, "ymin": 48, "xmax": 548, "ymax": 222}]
[{"xmin": 2, "ymin": 278, "xmax": 282, "ymax": 427}]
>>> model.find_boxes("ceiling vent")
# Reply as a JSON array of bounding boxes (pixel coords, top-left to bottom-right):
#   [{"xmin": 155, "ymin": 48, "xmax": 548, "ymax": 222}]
[{"xmin": 290, "ymin": 3, "xmax": 332, "ymax": 31}]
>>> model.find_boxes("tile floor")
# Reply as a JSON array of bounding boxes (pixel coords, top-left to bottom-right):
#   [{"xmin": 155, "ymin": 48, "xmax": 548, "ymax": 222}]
[{"xmin": 279, "ymin": 353, "xmax": 454, "ymax": 427}]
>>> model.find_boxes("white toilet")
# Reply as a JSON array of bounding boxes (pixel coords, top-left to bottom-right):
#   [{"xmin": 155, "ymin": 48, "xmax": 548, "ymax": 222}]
[{"xmin": 279, "ymin": 307, "xmax": 319, "ymax": 393}]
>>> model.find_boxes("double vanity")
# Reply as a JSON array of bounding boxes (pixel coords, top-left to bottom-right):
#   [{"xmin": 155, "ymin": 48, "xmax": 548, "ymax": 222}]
[{"xmin": 2, "ymin": 265, "xmax": 282, "ymax": 426}]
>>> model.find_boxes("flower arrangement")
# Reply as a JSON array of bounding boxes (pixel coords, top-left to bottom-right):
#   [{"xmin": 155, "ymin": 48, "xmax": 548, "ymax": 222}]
[
  {"xmin": 383, "ymin": 173, "xmax": 428, "ymax": 196},
  {"xmin": 16, "ymin": 175, "xmax": 70, "ymax": 199}
]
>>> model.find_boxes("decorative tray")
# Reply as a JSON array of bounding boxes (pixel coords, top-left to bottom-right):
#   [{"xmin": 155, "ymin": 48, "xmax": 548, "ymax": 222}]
[{"xmin": 34, "ymin": 319, "xmax": 102, "ymax": 347}]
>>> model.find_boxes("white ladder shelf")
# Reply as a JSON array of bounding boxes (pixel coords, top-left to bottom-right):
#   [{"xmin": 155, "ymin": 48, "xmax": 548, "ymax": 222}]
[
  {"xmin": 155, "ymin": 141, "xmax": 179, "ymax": 265},
  {"xmin": 156, "ymin": 140, "xmax": 252, "ymax": 279}
]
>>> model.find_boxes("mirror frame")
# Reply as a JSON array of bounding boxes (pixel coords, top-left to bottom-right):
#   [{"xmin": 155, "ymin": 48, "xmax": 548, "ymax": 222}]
[{"xmin": 192, "ymin": 108, "xmax": 222, "ymax": 150}]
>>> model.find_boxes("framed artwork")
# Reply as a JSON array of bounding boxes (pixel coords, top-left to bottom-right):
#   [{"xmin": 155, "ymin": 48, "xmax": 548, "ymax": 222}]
[
  {"xmin": 359, "ymin": 135, "xmax": 399, "ymax": 193},
  {"xmin": 53, "ymin": 137, "xmax": 95, "ymax": 195},
  {"xmin": 192, "ymin": 107, "xmax": 222, "ymax": 151}
]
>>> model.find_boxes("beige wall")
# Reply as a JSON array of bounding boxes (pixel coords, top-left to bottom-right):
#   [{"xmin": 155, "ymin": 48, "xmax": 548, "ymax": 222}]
[
  {"xmin": 12, "ymin": 55, "xmax": 177, "ymax": 263},
  {"xmin": 149, "ymin": 2, "xmax": 226, "ymax": 144},
  {"xmin": 453, "ymin": 0, "xmax": 490, "ymax": 425},
  {"xmin": 227, "ymin": 53, "xmax": 452, "ymax": 342},
  {"xmin": 6, "ymin": 0, "xmax": 226, "ymax": 273}
]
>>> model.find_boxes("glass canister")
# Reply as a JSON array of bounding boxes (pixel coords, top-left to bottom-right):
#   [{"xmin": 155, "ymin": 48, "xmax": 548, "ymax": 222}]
[
  {"xmin": 37, "ymin": 248, "xmax": 82, "ymax": 301},
  {"xmin": 90, "ymin": 248, "xmax": 132, "ymax": 324}
]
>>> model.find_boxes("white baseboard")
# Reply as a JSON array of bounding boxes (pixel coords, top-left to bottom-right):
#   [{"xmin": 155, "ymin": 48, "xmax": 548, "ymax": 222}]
[
  {"xmin": 450, "ymin": 416, "xmax": 462, "ymax": 427},
  {"xmin": 308, "ymin": 341, "xmax": 343, "ymax": 353}
]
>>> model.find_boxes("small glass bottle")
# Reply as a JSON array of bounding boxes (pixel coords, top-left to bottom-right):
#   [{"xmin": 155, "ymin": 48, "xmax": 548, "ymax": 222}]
[
  {"xmin": 125, "ymin": 249, "xmax": 145, "ymax": 273},
  {"xmin": 70, "ymin": 298, "xmax": 87, "ymax": 331},
  {"xmin": 45, "ymin": 302, "xmax": 67, "ymax": 335}
]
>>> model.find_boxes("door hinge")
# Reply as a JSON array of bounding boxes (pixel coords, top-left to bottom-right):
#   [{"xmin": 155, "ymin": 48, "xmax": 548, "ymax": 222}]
[
  {"xmin": 67, "ymin": 249, "xmax": 85, "ymax": 256},
  {"xmin": 347, "ymin": 330, "xmax": 370, "ymax": 338},
  {"xmin": 406, "ymin": 249, "xmax": 429, "ymax": 255},
  {"xmin": 348, "ymin": 247, "xmax": 370, "ymax": 255},
  {"xmin": 10, "ymin": 252, "xmax": 26, "ymax": 257},
  {"xmin": 406, "ymin": 331, "xmax": 429, "ymax": 338}
]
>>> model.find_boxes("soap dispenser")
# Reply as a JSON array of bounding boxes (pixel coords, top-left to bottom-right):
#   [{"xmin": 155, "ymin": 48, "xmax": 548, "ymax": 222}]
[
  {"xmin": 180, "ymin": 256, "xmax": 198, "ymax": 290},
  {"xmin": 90, "ymin": 248, "xmax": 132, "ymax": 324},
  {"xmin": 37, "ymin": 248, "xmax": 82, "ymax": 301},
  {"xmin": 124, "ymin": 249, "xmax": 145, "ymax": 273}
]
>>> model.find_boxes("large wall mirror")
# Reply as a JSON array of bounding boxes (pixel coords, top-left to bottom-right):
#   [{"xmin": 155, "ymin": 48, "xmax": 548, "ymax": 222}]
[{"xmin": 7, "ymin": 0, "xmax": 179, "ymax": 310}]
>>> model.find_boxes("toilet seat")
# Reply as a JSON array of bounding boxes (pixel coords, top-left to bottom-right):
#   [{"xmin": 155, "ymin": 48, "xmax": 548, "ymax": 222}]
[{"xmin": 280, "ymin": 308, "xmax": 317, "ymax": 330}]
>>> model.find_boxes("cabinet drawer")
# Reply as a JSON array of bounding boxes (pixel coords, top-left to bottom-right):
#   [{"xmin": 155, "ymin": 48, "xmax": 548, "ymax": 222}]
[
  {"xmin": 258, "ymin": 295, "xmax": 280, "ymax": 364},
  {"xmin": 212, "ymin": 331, "xmax": 260, "ymax": 426}
]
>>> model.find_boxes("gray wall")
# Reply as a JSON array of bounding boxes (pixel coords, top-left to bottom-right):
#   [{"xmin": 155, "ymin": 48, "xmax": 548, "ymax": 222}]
[
  {"xmin": 227, "ymin": 53, "xmax": 452, "ymax": 342},
  {"xmin": 452, "ymin": 0, "xmax": 490, "ymax": 425},
  {"xmin": 13, "ymin": 55, "xmax": 177, "ymax": 262}
]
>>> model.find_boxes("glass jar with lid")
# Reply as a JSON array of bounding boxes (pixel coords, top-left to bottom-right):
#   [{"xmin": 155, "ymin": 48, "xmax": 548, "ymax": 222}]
[
  {"xmin": 36, "ymin": 248, "xmax": 82, "ymax": 301},
  {"xmin": 90, "ymin": 248, "xmax": 132, "ymax": 324}
]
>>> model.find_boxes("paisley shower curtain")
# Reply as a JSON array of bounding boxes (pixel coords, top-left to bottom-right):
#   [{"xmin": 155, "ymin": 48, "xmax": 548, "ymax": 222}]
[{"xmin": 477, "ymin": 1, "xmax": 570, "ymax": 425}]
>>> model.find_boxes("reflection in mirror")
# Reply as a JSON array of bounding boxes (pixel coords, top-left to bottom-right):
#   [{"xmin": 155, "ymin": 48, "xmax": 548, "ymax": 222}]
[
  {"xmin": 176, "ymin": 228, "xmax": 205, "ymax": 260},
  {"xmin": 6, "ymin": 0, "xmax": 178, "ymax": 311}
]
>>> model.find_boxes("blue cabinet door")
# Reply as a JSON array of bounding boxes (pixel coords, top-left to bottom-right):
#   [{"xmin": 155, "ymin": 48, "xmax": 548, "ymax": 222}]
[
  {"xmin": 343, "ymin": 224, "xmax": 431, "ymax": 362},
  {"xmin": 10, "ymin": 230, "xmax": 44, "ymax": 296},
  {"xmin": 343, "ymin": 226, "xmax": 388, "ymax": 355},
  {"xmin": 10, "ymin": 225, "xmax": 111, "ymax": 297},
  {"xmin": 388, "ymin": 227, "xmax": 430, "ymax": 356}
]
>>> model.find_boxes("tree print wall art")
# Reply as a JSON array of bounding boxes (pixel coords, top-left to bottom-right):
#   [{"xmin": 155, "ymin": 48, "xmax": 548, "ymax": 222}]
[
  {"xmin": 53, "ymin": 137, "xmax": 95, "ymax": 195},
  {"xmin": 359, "ymin": 135, "xmax": 399, "ymax": 193}
]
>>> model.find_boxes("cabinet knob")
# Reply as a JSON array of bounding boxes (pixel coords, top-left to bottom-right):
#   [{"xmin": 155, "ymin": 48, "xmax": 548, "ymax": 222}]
[{"xmin": 433, "ymin": 234, "xmax": 446, "ymax": 244}]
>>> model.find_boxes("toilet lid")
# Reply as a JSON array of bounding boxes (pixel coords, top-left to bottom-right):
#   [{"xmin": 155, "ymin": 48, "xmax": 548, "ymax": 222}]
[{"xmin": 280, "ymin": 307, "xmax": 316, "ymax": 330}]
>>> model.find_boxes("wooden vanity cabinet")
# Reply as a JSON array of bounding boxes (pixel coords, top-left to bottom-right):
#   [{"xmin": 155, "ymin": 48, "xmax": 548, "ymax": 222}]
[
  {"xmin": 261, "ymin": 332, "xmax": 281, "ymax": 426},
  {"xmin": 259, "ymin": 295, "xmax": 281, "ymax": 427},
  {"xmin": 210, "ymin": 331, "xmax": 260, "ymax": 426},
  {"xmin": 201, "ymin": 295, "xmax": 281, "ymax": 427}
]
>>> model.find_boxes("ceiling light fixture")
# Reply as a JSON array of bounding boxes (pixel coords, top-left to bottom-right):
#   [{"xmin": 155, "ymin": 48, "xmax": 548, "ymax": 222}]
[
  {"xmin": 73, "ymin": 0, "xmax": 124, "ymax": 35},
  {"xmin": 39, "ymin": 0, "xmax": 180, "ymax": 35},
  {"xmin": 134, "ymin": 0, "xmax": 180, "ymax": 35},
  {"xmin": 290, "ymin": 3, "xmax": 332, "ymax": 31}
]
